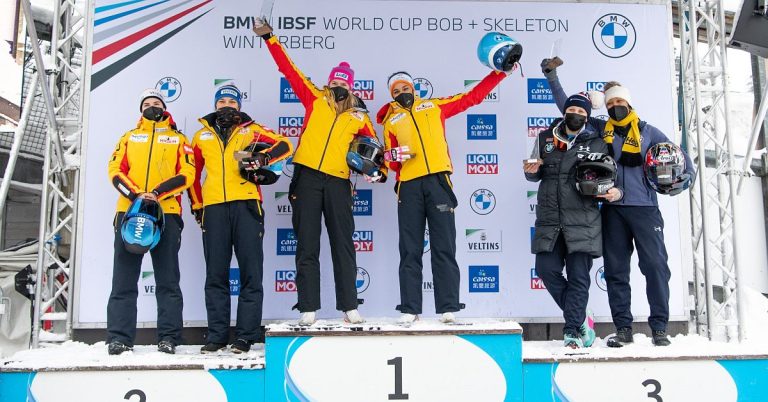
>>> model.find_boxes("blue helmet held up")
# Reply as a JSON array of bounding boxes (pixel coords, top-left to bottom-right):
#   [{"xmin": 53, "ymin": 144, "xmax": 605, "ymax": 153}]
[
  {"xmin": 347, "ymin": 136, "xmax": 384, "ymax": 176},
  {"xmin": 477, "ymin": 32, "xmax": 523, "ymax": 72},
  {"xmin": 120, "ymin": 198, "xmax": 164, "ymax": 254}
]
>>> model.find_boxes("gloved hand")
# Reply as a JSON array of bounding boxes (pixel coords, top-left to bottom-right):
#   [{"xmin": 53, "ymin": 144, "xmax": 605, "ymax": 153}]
[
  {"xmin": 364, "ymin": 171, "xmax": 383, "ymax": 183},
  {"xmin": 192, "ymin": 209, "xmax": 203, "ymax": 227},
  {"xmin": 252, "ymin": 17, "xmax": 273, "ymax": 39},
  {"xmin": 540, "ymin": 57, "xmax": 563, "ymax": 80},
  {"xmin": 668, "ymin": 173, "xmax": 693, "ymax": 196},
  {"xmin": 384, "ymin": 146, "xmax": 414, "ymax": 163},
  {"xmin": 240, "ymin": 152, "xmax": 271, "ymax": 171}
]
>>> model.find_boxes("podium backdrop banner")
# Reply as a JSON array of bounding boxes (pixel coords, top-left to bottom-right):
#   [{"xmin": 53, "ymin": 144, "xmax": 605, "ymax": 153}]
[{"xmin": 76, "ymin": 0, "xmax": 684, "ymax": 325}]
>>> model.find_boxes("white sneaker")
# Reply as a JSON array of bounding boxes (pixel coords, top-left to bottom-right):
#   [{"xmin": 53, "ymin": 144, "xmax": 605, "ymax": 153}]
[
  {"xmin": 344, "ymin": 309, "xmax": 364, "ymax": 324},
  {"xmin": 398, "ymin": 313, "xmax": 418, "ymax": 324},
  {"xmin": 298, "ymin": 311, "xmax": 316, "ymax": 326},
  {"xmin": 439, "ymin": 312, "xmax": 456, "ymax": 323}
]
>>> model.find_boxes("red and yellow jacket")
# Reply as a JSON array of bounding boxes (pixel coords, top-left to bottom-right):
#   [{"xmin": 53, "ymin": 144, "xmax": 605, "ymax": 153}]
[
  {"xmin": 108, "ymin": 114, "xmax": 195, "ymax": 214},
  {"xmin": 377, "ymin": 71, "xmax": 506, "ymax": 182},
  {"xmin": 265, "ymin": 36, "xmax": 381, "ymax": 179},
  {"xmin": 188, "ymin": 111, "xmax": 293, "ymax": 209}
]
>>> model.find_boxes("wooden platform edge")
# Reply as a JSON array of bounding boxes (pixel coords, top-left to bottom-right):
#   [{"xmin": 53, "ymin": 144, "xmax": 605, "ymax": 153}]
[{"xmin": 0, "ymin": 363, "xmax": 265, "ymax": 373}]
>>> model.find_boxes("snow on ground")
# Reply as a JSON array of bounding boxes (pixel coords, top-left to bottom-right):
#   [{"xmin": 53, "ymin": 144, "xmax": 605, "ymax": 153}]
[
  {"xmin": 267, "ymin": 317, "xmax": 523, "ymax": 333},
  {"xmin": 0, "ymin": 43, "xmax": 21, "ymax": 106}
]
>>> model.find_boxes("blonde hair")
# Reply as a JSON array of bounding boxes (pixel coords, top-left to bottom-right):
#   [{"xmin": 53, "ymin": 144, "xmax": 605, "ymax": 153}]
[{"xmin": 323, "ymin": 87, "xmax": 359, "ymax": 114}]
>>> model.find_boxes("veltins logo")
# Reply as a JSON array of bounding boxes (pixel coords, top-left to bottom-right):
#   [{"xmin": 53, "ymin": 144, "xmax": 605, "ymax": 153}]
[
  {"xmin": 275, "ymin": 270, "xmax": 297, "ymax": 292},
  {"xmin": 465, "ymin": 229, "xmax": 502, "ymax": 252},
  {"xmin": 141, "ymin": 271, "xmax": 155, "ymax": 296},
  {"xmin": 229, "ymin": 268, "xmax": 240, "ymax": 296},
  {"xmin": 469, "ymin": 265, "xmax": 499, "ymax": 293},
  {"xmin": 527, "ymin": 79, "xmax": 554, "ymax": 103},
  {"xmin": 214, "ymin": 78, "xmax": 251, "ymax": 102},
  {"xmin": 353, "ymin": 230, "xmax": 373, "ymax": 252},
  {"xmin": 356, "ymin": 267, "xmax": 370, "ymax": 293},
  {"xmin": 530, "ymin": 268, "xmax": 546, "ymax": 290},
  {"xmin": 527, "ymin": 191, "xmax": 538, "ymax": 214},
  {"xmin": 467, "ymin": 114, "xmax": 497, "ymax": 140},
  {"xmin": 156, "ymin": 77, "xmax": 182, "ymax": 102},
  {"xmin": 352, "ymin": 80, "xmax": 374, "ymax": 100},
  {"xmin": 464, "ymin": 80, "xmax": 499, "ymax": 102},
  {"xmin": 470, "ymin": 189, "xmax": 496, "ymax": 215},
  {"xmin": 275, "ymin": 192, "xmax": 292, "ymax": 215},
  {"xmin": 586, "ymin": 81, "xmax": 608, "ymax": 92},
  {"xmin": 276, "ymin": 228, "xmax": 297, "ymax": 255},
  {"xmin": 413, "ymin": 78, "xmax": 433, "ymax": 98},
  {"xmin": 423, "ymin": 227, "xmax": 430, "ymax": 254},
  {"xmin": 466, "ymin": 154, "xmax": 499, "ymax": 174},
  {"xmin": 280, "ymin": 77, "xmax": 301, "ymax": 103},
  {"xmin": 596, "ymin": 266, "xmax": 607, "ymax": 291},
  {"xmin": 528, "ymin": 117, "xmax": 557, "ymax": 138},
  {"xmin": 353, "ymin": 189, "xmax": 373, "ymax": 216},
  {"xmin": 422, "ymin": 281, "xmax": 434, "ymax": 293},
  {"xmin": 278, "ymin": 116, "xmax": 304, "ymax": 137},
  {"xmin": 592, "ymin": 14, "xmax": 636, "ymax": 58}
]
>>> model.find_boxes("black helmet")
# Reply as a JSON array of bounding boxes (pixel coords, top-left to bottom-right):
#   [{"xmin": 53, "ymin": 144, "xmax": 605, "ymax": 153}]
[
  {"xmin": 121, "ymin": 198, "xmax": 164, "ymax": 254},
  {"xmin": 645, "ymin": 142, "xmax": 686, "ymax": 194},
  {"xmin": 239, "ymin": 142, "xmax": 282, "ymax": 185},
  {"xmin": 575, "ymin": 153, "xmax": 617, "ymax": 196},
  {"xmin": 346, "ymin": 137, "xmax": 384, "ymax": 176}
]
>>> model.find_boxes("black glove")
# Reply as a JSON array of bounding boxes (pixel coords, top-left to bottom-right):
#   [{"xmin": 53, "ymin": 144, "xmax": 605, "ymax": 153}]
[
  {"xmin": 668, "ymin": 173, "xmax": 693, "ymax": 196},
  {"xmin": 240, "ymin": 152, "xmax": 271, "ymax": 171},
  {"xmin": 192, "ymin": 208, "xmax": 203, "ymax": 226},
  {"xmin": 540, "ymin": 57, "xmax": 563, "ymax": 79}
]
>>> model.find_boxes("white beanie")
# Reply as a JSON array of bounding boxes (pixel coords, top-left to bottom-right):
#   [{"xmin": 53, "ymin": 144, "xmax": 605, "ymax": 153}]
[
  {"xmin": 604, "ymin": 86, "xmax": 632, "ymax": 107},
  {"xmin": 139, "ymin": 88, "xmax": 166, "ymax": 111},
  {"xmin": 387, "ymin": 72, "xmax": 414, "ymax": 96}
]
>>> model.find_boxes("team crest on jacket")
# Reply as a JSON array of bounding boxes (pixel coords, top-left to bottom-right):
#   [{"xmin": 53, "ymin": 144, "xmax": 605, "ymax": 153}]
[
  {"xmin": 544, "ymin": 143, "xmax": 555, "ymax": 153},
  {"xmin": 389, "ymin": 112, "xmax": 405, "ymax": 124},
  {"xmin": 158, "ymin": 135, "xmax": 179, "ymax": 144},
  {"xmin": 414, "ymin": 102, "xmax": 435, "ymax": 112}
]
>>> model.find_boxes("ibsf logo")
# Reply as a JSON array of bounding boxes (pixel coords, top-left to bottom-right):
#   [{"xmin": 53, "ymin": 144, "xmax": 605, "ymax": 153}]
[
  {"xmin": 586, "ymin": 81, "xmax": 608, "ymax": 92},
  {"xmin": 353, "ymin": 189, "xmax": 373, "ymax": 216},
  {"xmin": 464, "ymin": 80, "xmax": 499, "ymax": 102},
  {"xmin": 528, "ymin": 117, "xmax": 557, "ymax": 138},
  {"xmin": 530, "ymin": 268, "xmax": 546, "ymax": 290},
  {"xmin": 413, "ymin": 78, "xmax": 433, "ymax": 98},
  {"xmin": 466, "ymin": 154, "xmax": 499, "ymax": 175},
  {"xmin": 596, "ymin": 266, "xmax": 607, "ymax": 291},
  {"xmin": 280, "ymin": 77, "xmax": 302, "ymax": 103},
  {"xmin": 275, "ymin": 270, "xmax": 297, "ymax": 292},
  {"xmin": 470, "ymin": 189, "xmax": 496, "ymax": 215},
  {"xmin": 469, "ymin": 265, "xmax": 499, "ymax": 293},
  {"xmin": 592, "ymin": 14, "xmax": 636, "ymax": 58},
  {"xmin": 352, "ymin": 80, "xmax": 374, "ymax": 100},
  {"xmin": 278, "ymin": 116, "xmax": 304, "ymax": 137},
  {"xmin": 356, "ymin": 267, "xmax": 370, "ymax": 293},
  {"xmin": 276, "ymin": 228, "xmax": 297, "ymax": 255},
  {"xmin": 353, "ymin": 230, "xmax": 373, "ymax": 252},
  {"xmin": 465, "ymin": 229, "xmax": 502, "ymax": 252},
  {"xmin": 527, "ymin": 191, "xmax": 538, "ymax": 214},
  {"xmin": 527, "ymin": 79, "xmax": 554, "ymax": 103},
  {"xmin": 229, "ymin": 268, "xmax": 240, "ymax": 296},
  {"xmin": 466, "ymin": 114, "xmax": 497, "ymax": 140},
  {"xmin": 156, "ymin": 77, "xmax": 182, "ymax": 102},
  {"xmin": 275, "ymin": 192, "xmax": 292, "ymax": 215},
  {"xmin": 141, "ymin": 271, "xmax": 155, "ymax": 296}
]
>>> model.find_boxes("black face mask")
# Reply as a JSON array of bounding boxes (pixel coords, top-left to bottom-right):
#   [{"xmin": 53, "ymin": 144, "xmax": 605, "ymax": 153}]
[
  {"xmin": 394, "ymin": 93, "xmax": 414, "ymax": 108},
  {"xmin": 215, "ymin": 107, "xmax": 241, "ymax": 129},
  {"xmin": 608, "ymin": 105, "xmax": 630, "ymax": 122},
  {"xmin": 564, "ymin": 113, "xmax": 587, "ymax": 132},
  {"xmin": 330, "ymin": 86, "xmax": 349, "ymax": 102},
  {"xmin": 142, "ymin": 106, "xmax": 164, "ymax": 122}
]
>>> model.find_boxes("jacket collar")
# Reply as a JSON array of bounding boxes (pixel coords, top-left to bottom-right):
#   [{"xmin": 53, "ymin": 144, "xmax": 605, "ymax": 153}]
[{"xmin": 137, "ymin": 115, "xmax": 173, "ymax": 131}]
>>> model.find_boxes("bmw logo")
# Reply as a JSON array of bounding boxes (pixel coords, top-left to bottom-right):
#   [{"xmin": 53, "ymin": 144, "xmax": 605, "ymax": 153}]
[
  {"xmin": 282, "ymin": 156, "xmax": 295, "ymax": 178},
  {"xmin": 470, "ymin": 189, "xmax": 496, "ymax": 215},
  {"xmin": 155, "ymin": 77, "xmax": 182, "ymax": 102},
  {"xmin": 413, "ymin": 78, "xmax": 433, "ymax": 99},
  {"xmin": 592, "ymin": 14, "xmax": 636, "ymax": 58},
  {"xmin": 596, "ymin": 266, "xmax": 607, "ymax": 291},
  {"xmin": 423, "ymin": 227, "xmax": 430, "ymax": 254},
  {"xmin": 356, "ymin": 267, "xmax": 370, "ymax": 293}
]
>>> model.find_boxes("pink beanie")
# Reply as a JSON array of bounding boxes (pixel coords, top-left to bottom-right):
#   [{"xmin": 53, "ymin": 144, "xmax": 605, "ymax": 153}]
[{"xmin": 328, "ymin": 62, "xmax": 355, "ymax": 87}]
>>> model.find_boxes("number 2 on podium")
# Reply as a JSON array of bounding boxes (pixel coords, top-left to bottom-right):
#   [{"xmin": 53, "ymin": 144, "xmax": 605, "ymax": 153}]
[{"xmin": 387, "ymin": 357, "xmax": 409, "ymax": 400}]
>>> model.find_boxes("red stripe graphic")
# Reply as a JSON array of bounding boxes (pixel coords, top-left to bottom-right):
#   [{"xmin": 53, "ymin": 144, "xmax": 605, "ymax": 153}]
[{"xmin": 93, "ymin": 0, "xmax": 212, "ymax": 64}]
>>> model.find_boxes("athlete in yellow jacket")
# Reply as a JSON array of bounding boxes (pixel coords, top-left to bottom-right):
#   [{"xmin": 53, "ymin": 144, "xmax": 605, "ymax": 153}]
[
  {"xmin": 376, "ymin": 70, "xmax": 508, "ymax": 324},
  {"xmin": 106, "ymin": 89, "xmax": 194, "ymax": 356},
  {"xmin": 256, "ymin": 19, "xmax": 385, "ymax": 325}
]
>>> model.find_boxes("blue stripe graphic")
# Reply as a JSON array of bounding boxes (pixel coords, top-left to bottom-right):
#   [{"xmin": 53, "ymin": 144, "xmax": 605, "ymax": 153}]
[
  {"xmin": 95, "ymin": 0, "xmax": 170, "ymax": 26},
  {"xmin": 95, "ymin": 0, "xmax": 149, "ymax": 14}
]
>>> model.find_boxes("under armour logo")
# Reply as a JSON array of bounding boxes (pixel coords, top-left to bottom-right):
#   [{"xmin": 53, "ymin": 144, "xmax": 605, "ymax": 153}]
[
  {"xmin": 654, "ymin": 226, "xmax": 662, "ymax": 232},
  {"xmin": 578, "ymin": 145, "xmax": 591, "ymax": 152}
]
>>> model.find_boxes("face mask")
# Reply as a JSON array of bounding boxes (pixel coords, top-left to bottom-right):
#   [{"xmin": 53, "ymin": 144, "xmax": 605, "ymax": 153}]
[
  {"xmin": 142, "ymin": 106, "xmax": 164, "ymax": 122},
  {"xmin": 608, "ymin": 105, "xmax": 630, "ymax": 122},
  {"xmin": 394, "ymin": 93, "xmax": 414, "ymax": 108},
  {"xmin": 215, "ymin": 107, "xmax": 241, "ymax": 128},
  {"xmin": 330, "ymin": 86, "xmax": 349, "ymax": 102},
  {"xmin": 564, "ymin": 113, "xmax": 587, "ymax": 132}
]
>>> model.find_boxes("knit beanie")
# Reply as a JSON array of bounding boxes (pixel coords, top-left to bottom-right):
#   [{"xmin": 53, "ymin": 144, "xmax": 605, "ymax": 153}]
[
  {"xmin": 214, "ymin": 84, "xmax": 242, "ymax": 109},
  {"xmin": 328, "ymin": 62, "xmax": 355, "ymax": 87},
  {"xmin": 563, "ymin": 92, "xmax": 592, "ymax": 118}
]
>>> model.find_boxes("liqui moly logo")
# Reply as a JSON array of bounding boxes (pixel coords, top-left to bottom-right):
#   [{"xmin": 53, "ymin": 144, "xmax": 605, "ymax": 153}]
[
  {"xmin": 353, "ymin": 230, "xmax": 373, "ymax": 252},
  {"xmin": 352, "ymin": 80, "xmax": 375, "ymax": 100},
  {"xmin": 278, "ymin": 116, "xmax": 304, "ymax": 137},
  {"xmin": 466, "ymin": 154, "xmax": 499, "ymax": 174},
  {"xmin": 528, "ymin": 117, "xmax": 557, "ymax": 138}
]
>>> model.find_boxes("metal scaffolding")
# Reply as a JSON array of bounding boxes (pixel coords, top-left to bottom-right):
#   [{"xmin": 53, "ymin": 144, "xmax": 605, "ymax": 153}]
[{"xmin": 677, "ymin": 0, "xmax": 746, "ymax": 341}]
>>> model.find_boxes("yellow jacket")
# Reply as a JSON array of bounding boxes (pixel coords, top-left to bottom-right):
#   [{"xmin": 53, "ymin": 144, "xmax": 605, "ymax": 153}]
[
  {"xmin": 108, "ymin": 114, "xmax": 195, "ymax": 214},
  {"xmin": 188, "ymin": 111, "xmax": 293, "ymax": 209},
  {"xmin": 265, "ymin": 36, "xmax": 381, "ymax": 179},
  {"xmin": 377, "ymin": 71, "xmax": 506, "ymax": 182}
]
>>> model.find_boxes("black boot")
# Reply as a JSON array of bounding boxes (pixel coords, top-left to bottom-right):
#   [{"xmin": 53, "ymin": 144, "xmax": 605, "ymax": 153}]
[
  {"xmin": 652, "ymin": 330, "xmax": 671, "ymax": 346},
  {"xmin": 158, "ymin": 340, "xmax": 176, "ymax": 354},
  {"xmin": 230, "ymin": 338, "xmax": 254, "ymax": 354},
  {"xmin": 200, "ymin": 342, "xmax": 227, "ymax": 354},
  {"xmin": 107, "ymin": 341, "xmax": 133, "ymax": 355},
  {"xmin": 606, "ymin": 327, "xmax": 634, "ymax": 348}
]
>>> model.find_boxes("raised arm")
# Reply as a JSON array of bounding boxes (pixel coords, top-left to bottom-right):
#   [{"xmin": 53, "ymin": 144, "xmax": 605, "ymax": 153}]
[{"xmin": 436, "ymin": 70, "xmax": 506, "ymax": 119}]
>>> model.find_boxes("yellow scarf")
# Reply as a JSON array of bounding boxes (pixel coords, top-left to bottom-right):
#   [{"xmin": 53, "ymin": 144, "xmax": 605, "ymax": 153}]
[{"xmin": 604, "ymin": 110, "xmax": 643, "ymax": 167}]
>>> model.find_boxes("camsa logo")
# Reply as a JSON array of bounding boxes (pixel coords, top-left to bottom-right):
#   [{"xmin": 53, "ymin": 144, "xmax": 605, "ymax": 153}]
[
  {"xmin": 275, "ymin": 270, "xmax": 297, "ymax": 292},
  {"xmin": 353, "ymin": 189, "xmax": 373, "ymax": 216},
  {"xmin": 464, "ymin": 80, "xmax": 499, "ymax": 102},
  {"xmin": 156, "ymin": 77, "xmax": 182, "ymax": 102},
  {"xmin": 356, "ymin": 267, "xmax": 370, "ymax": 293},
  {"xmin": 352, "ymin": 80, "xmax": 374, "ymax": 100},
  {"xmin": 587, "ymin": 81, "xmax": 608, "ymax": 92},
  {"xmin": 467, "ymin": 154, "xmax": 499, "ymax": 174},
  {"xmin": 276, "ymin": 228, "xmax": 297, "ymax": 255},
  {"xmin": 353, "ymin": 230, "xmax": 373, "ymax": 252},
  {"xmin": 530, "ymin": 268, "xmax": 546, "ymax": 290},
  {"xmin": 467, "ymin": 114, "xmax": 497, "ymax": 140},
  {"xmin": 465, "ymin": 229, "xmax": 502, "ymax": 252},
  {"xmin": 593, "ymin": 14, "xmax": 636, "ymax": 58},
  {"xmin": 229, "ymin": 267, "xmax": 240, "ymax": 296},
  {"xmin": 469, "ymin": 265, "xmax": 499, "ymax": 293},
  {"xmin": 528, "ymin": 117, "xmax": 556, "ymax": 138},
  {"xmin": 275, "ymin": 192, "xmax": 292, "ymax": 215},
  {"xmin": 413, "ymin": 78, "xmax": 433, "ymax": 98},
  {"xmin": 280, "ymin": 77, "xmax": 301, "ymax": 103},
  {"xmin": 278, "ymin": 116, "xmax": 304, "ymax": 137},
  {"xmin": 596, "ymin": 266, "xmax": 607, "ymax": 291},
  {"xmin": 528, "ymin": 79, "xmax": 554, "ymax": 103},
  {"xmin": 527, "ymin": 191, "xmax": 538, "ymax": 214},
  {"xmin": 470, "ymin": 189, "xmax": 496, "ymax": 215}
]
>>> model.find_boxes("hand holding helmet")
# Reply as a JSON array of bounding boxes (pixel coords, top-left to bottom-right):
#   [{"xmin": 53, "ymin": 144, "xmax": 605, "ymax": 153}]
[
  {"xmin": 477, "ymin": 32, "xmax": 523, "ymax": 72},
  {"xmin": 237, "ymin": 143, "xmax": 282, "ymax": 185},
  {"xmin": 238, "ymin": 152, "xmax": 271, "ymax": 171},
  {"xmin": 347, "ymin": 137, "xmax": 385, "ymax": 176},
  {"xmin": 644, "ymin": 142, "xmax": 691, "ymax": 196},
  {"xmin": 575, "ymin": 153, "xmax": 618, "ymax": 197},
  {"xmin": 364, "ymin": 171, "xmax": 383, "ymax": 183},
  {"xmin": 384, "ymin": 146, "xmax": 414, "ymax": 163},
  {"xmin": 121, "ymin": 198, "xmax": 164, "ymax": 254}
]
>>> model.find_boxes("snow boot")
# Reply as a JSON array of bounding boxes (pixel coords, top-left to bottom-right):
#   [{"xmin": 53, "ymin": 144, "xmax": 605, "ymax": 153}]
[
  {"xmin": 652, "ymin": 330, "xmax": 671, "ymax": 346},
  {"xmin": 439, "ymin": 312, "xmax": 456, "ymax": 323},
  {"xmin": 230, "ymin": 339, "xmax": 253, "ymax": 354},
  {"xmin": 157, "ymin": 340, "xmax": 176, "ymax": 354},
  {"xmin": 200, "ymin": 342, "xmax": 227, "ymax": 354},
  {"xmin": 107, "ymin": 341, "xmax": 132, "ymax": 355},
  {"xmin": 579, "ymin": 310, "xmax": 596, "ymax": 348},
  {"xmin": 398, "ymin": 313, "xmax": 419, "ymax": 324},
  {"xmin": 607, "ymin": 327, "xmax": 634, "ymax": 348},
  {"xmin": 564, "ymin": 331, "xmax": 584, "ymax": 349},
  {"xmin": 298, "ymin": 311, "xmax": 316, "ymax": 326},
  {"xmin": 344, "ymin": 309, "xmax": 364, "ymax": 324}
]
